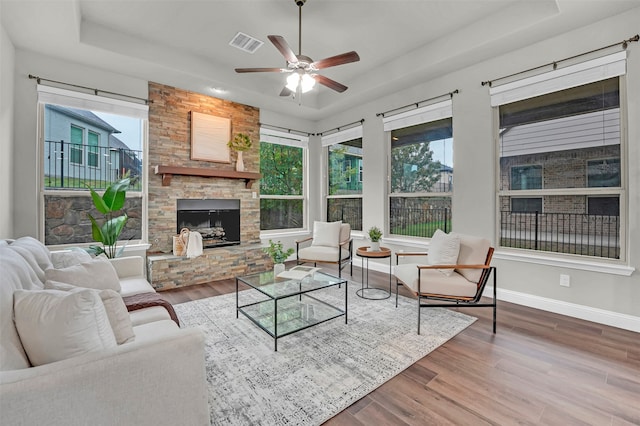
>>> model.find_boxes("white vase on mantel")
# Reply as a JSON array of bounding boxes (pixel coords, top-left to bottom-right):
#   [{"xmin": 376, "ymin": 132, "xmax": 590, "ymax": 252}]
[
  {"xmin": 235, "ymin": 151, "xmax": 245, "ymax": 172},
  {"xmin": 370, "ymin": 241, "xmax": 380, "ymax": 251},
  {"xmin": 273, "ymin": 263, "xmax": 285, "ymax": 276}
]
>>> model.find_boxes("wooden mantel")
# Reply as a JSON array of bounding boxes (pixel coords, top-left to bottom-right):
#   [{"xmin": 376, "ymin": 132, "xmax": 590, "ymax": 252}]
[{"xmin": 154, "ymin": 165, "xmax": 261, "ymax": 189}]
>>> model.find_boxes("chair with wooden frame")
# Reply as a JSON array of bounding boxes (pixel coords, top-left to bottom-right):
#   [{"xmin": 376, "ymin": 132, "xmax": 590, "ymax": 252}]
[
  {"xmin": 393, "ymin": 233, "xmax": 497, "ymax": 334},
  {"xmin": 296, "ymin": 221, "xmax": 353, "ymax": 278}
]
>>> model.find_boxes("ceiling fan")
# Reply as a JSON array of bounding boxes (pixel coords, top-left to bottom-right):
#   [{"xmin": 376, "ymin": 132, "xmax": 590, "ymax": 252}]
[{"xmin": 235, "ymin": 0, "xmax": 360, "ymax": 97}]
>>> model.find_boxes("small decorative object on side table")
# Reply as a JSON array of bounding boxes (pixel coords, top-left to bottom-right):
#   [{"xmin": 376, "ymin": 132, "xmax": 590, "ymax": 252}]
[
  {"xmin": 356, "ymin": 246, "xmax": 392, "ymax": 300},
  {"xmin": 263, "ymin": 239, "xmax": 294, "ymax": 276},
  {"xmin": 367, "ymin": 226, "xmax": 383, "ymax": 251}
]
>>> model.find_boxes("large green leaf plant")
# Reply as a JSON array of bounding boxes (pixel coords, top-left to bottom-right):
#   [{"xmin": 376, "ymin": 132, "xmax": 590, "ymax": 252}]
[{"xmin": 86, "ymin": 175, "xmax": 132, "ymax": 258}]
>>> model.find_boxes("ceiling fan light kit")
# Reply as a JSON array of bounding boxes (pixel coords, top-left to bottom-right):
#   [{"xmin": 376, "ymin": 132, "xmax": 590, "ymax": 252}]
[{"xmin": 235, "ymin": 0, "xmax": 360, "ymax": 98}]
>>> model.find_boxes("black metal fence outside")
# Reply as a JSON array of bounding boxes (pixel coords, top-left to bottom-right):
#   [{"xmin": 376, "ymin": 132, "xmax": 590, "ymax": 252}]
[
  {"xmin": 327, "ymin": 198, "xmax": 362, "ymax": 231},
  {"xmin": 45, "ymin": 140, "xmax": 142, "ymax": 190},
  {"xmin": 389, "ymin": 207, "xmax": 451, "ymax": 238},
  {"xmin": 501, "ymin": 211, "xmax": 620, "ymax": 259}
]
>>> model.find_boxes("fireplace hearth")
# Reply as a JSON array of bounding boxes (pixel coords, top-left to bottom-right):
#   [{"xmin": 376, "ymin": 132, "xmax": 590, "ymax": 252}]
[{"xmin": 177, "ymin": 199, "xmax": 241, "ymax": 248}]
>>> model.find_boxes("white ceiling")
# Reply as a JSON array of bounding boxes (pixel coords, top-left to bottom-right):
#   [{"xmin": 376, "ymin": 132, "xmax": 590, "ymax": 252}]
[{"xmin": 2, "ymin": 0, "xmax": 640, "ymax": 121}]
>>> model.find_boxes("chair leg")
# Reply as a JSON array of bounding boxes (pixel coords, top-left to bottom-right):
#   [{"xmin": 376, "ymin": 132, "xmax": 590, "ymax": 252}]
[{"xmin": 417, "ymin": 295, "xmax": 421, "ymax": 335}]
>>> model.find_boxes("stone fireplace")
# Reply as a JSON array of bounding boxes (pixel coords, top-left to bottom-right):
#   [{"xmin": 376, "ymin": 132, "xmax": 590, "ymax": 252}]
[
  {"xmin": 176, "ymin": 198, "xmax": 241, "ymax": 248},
  {"xmin": 146, "ymin": 82, "xmax": 270, "ymax": 290}
]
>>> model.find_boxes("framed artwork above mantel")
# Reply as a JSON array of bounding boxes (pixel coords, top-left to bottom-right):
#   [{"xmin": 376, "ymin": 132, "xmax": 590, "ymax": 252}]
[{"xmin": 190, "ymin": 111, "xmax": 230, "ymax": 163}]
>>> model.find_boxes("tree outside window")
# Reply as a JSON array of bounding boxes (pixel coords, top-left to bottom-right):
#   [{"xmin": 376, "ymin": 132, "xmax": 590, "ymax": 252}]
[
  {"xmin": 389, "ymin": 117, "xmax": 453, "ymax": 238},
  {"xmin": 259, "ymin": 141, "xmax": 304, "ymax": 230}
]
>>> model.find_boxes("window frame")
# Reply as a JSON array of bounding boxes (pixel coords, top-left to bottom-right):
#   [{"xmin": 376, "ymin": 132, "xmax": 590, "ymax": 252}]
[
  {"xmin": 259, "ymin": 128, "xmax": 309, "ymax": 235},
  {"xmin": 37, "ymin": 85, "xmax": 149, "ymax": 248},
  {"xmin": 322, "ymin": 125, "xmax": 364, "ymax": 231},
  {"xmin": 492, "ymin": 52, "xmax": 628, "ymax": 263},
  {"xmin": 384, "ymin": 100, "xmax": 454, "ymax": 240}
]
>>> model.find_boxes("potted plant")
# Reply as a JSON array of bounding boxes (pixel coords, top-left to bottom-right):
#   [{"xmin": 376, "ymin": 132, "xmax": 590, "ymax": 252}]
[
  {"xmin": 368, "ymin": 226, "xmax": 383, "ymax": 251},
  {"xmin": 263, "ymin": 239, "xmax": 294, "ymax": 275},
  {"xmin": 227, "ymin": 133, "xmax": 252, "ymax": 172},
  {"xmin": 86, "ymin": 174, "xmax": 134, "ymax": 258}
]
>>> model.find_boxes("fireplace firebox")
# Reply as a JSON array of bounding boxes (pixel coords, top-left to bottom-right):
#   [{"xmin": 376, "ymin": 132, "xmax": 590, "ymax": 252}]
[{"xmin": 176, "ymin": 199, "xmax": 240, "ymax": 248}]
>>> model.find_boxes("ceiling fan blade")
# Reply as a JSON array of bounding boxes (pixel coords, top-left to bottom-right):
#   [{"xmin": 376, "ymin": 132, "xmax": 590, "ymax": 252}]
[
  {"xmin": 279, "ymin": 87, "xmax": 293, "ymax": 97},
  {"xmin": 313, "ymin": 75, "xmax": 348, "ymax": 93},
  {"xmin": 267, "ymin": 35, "xmax": 298, "ymax": 64},
  {"xmin": 311, "ymin": 51, "xmax": 360, "ymax": 70},
  {"xmin": 235, "ymin": 67, "xmax": 287, "ymax": 73}
]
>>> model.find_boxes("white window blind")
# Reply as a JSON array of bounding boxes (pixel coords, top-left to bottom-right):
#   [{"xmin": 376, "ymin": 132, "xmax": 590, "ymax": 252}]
[
  {"xmin": 37, "ymin": 85, "xmax": 148, "ymax": 119},
  {"xmin": 382, "ymin": 99, "xmax": 452, "ymax": 132},
  {"xmin": 321, "ymin": 126, "xmax": 363, "ymax": 147},
  {"xmin": 260, "ymin": 128, "xmax": 308, "ymax": 148},
  {"xmin": 490, "ymin": 51, "xmax": 626, "ymax": 107}
]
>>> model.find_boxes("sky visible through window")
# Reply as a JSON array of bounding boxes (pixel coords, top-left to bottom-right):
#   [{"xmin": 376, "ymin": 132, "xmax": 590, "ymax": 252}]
[{"xmin": 94, "ymin": 112, "xmax": 142, "ymax": 151}]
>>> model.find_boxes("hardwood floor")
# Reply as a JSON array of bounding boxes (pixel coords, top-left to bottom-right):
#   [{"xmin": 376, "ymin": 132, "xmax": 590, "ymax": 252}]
[{"xmin": 160, "ymin": 263, "xmax": 640, "ymax": 425}]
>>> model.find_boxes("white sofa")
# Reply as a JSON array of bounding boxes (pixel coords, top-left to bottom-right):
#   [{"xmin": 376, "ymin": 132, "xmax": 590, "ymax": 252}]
[{"xmin": 0, "ymin": 237, "xmax": 210, "ymax": 426}]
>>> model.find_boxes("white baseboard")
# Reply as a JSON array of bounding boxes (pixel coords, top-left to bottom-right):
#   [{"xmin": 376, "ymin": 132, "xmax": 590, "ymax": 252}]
[
  {"xmin": 353, "ymin": 258, "xmax": 640, "ymax": 333},
  {"xmin": 484, "ymin": 286, "xmax": 640, "ymax": 333}
]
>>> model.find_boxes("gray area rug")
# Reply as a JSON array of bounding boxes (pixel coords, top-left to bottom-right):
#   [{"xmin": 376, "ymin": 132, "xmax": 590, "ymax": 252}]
[{"xmin": 174, "ymin": 280, "xmax": 476, "ymax": 426}]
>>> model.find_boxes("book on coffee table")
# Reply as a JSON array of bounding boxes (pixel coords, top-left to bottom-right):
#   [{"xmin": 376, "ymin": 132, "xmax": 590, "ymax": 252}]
[{"xmin": 277, "ymin": 265, "xmax": 321, "ymax": 280}]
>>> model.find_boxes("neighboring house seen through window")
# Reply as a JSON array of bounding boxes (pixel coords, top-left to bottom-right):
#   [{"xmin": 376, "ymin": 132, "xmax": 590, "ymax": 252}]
[{"xmin": 494, "ymin": 52, "xmax": 625, "ymax": 260}]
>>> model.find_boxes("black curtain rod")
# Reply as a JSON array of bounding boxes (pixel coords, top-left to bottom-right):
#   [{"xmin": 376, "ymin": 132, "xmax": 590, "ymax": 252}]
[
  {"xmin": 259, "ymin": 122, "xmax": 312, "ymax": 137},
  {"xmin": 376, "ymin": 90, "xmax": 459, "ymax": 118},
  {"xmin": 481, "ymin": 34, "xmax": 639, "ymax": 87},
  {"xmin": 316, "ymin": 119, "xmax": 365, "ymax": 137},
  {"xmin": 29, "ymin": 74, "xmax": 151, "ymax": 104}
]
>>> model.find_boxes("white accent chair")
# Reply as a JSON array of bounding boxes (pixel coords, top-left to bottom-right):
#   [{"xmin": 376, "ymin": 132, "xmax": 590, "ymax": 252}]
[
  {"xmin": 394, "ymin": 232, "xmax": 497, "ymax": 334},
  {"xmin": 296, "ymin": 221, "xmax": 353, "ymax": 278}
]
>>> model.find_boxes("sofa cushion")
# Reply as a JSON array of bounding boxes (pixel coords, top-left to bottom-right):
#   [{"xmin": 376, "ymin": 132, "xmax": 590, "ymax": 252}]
[
  {"xmin": 452, "ymin": 233, "xmax": 491, "ymax": 283},
  {"xmin": 129, "ymin": 306, "xmax": 172, "ymax": 327},
  {"xmin": 311, "ymin": 221, "xmax": 342, "ymax": 248},
  {"xmin": 44, "ymin": 280, "xmax": 135, "ymax": 345},
  {"xmin": 427, "ymin": 229, "xmax": 460, "ymax": 276},
  {"xmin": 45, "ymin": 257, "xmax": 121, "ymax": 292},
  {"xmin": 132, "ymin": 319, "xmax": 180, "ymax": 343},
  {"xmin": 119, "ymin": 276, "xmax": 156, "ymax": 297},
  {"xmin": 0, "ymin": 248, "xmax": 38, "ymax": 371},
  {"xmin": 13, "ymin": 289, "xmax": 117, "ymax": 366}
]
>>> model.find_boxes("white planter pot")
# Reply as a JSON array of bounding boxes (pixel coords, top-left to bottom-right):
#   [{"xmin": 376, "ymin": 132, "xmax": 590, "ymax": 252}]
[
  {"xmin": 370, "ymin": 241, "xmax": 380, "ymax": 251},
  {"xmin": 273, "ymin": 263, "xmax": 285, "ymax": 276}
]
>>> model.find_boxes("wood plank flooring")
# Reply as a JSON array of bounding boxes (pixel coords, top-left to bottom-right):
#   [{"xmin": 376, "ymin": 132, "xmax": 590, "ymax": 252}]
[{"xmin": 160, "ymin": 263, "xmax": 640, "ymax": 425}]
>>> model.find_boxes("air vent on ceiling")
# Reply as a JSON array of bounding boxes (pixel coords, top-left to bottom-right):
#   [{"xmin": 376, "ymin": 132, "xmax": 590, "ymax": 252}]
[{"xmin": 229, "ymin": 32, "xmax": 264, "ymax": 54}]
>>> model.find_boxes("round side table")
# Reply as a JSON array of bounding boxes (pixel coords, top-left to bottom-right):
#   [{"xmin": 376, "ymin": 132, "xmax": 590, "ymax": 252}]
[{"xmin": 356, "ymin": 246, "xmax": 392, "ymax": 300}]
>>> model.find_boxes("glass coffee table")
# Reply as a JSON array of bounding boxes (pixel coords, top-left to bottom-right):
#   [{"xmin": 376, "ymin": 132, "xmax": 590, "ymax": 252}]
[{"xmin": 236, "ymin": 270, "xmax": 348, "ymax": 351}]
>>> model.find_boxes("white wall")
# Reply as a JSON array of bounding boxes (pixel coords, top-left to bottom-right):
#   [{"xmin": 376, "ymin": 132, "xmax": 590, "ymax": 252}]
[
  {"xmin": 314, "ymin": 9, "xmax": 640, "ymax": 329},
  {"xmin": 0, "ymin": 17, "xmax": 15, "ymax": 238}
]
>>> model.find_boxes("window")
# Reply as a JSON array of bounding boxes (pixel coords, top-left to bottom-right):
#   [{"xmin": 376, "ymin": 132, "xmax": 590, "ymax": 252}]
[
  {"xmin": 511, "ymin": 165, "xmax": 542, "ymax": 190},
  {"xmin": 494, "ymin": 52, "xmax": 625, "ymax": 259},
  {"xmin": 323, "ymin": 126, "xmax": 363, "ymax": 231},
  {"xmin": 70, "ymin": 125, "xmax": 83, "ymax": 164},
  {"xmin": 88, "ymin": 131, "xmax": 99, "ymax": 167},
  {"xmin": 39, "ymin": 85, "xmax": 147, "ymax": 247},
  {"xmin": 259, "ymin": 128, "xmax": 308, "ymax": 231},
  {"xmin": 587, "ymin": 158, "xmax": 620, "ymax": 187},
  {"xmin": 385, "ymin": 100, "xmax": 453, "ymax": 238}
]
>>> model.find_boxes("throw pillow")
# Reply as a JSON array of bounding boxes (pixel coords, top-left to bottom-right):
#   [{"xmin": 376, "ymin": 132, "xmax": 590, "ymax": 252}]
[
  {"xmin": 51, "ymin": 248, "xmax": 93, "ymax": 269},
  {"xmin": 311, "ymin": 221, "xmax": 342, "ymax": 248},
  {"xmin": 427, "ymin": 229, "xmax": 461, "ymax": 276},
  {"xmin": 44, "ymin": 280, "xmax": 135, "ymax": 345},
  {"xmin": 45, "ymin": 257, "xmax": 121, "ymax": 292},
  {"xmin": 13, "ymin": 289, "xmax": 117, "ymax": 366}
]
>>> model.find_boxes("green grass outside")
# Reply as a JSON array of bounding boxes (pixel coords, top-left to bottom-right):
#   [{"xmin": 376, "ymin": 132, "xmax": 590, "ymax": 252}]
[
  {"xmin": 391, "ymin": 219, "xmax": 451, "ymax": 238},
  {"xmin": 45, "ymin": 176, "xmax": 142, "ymax": 191}
]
